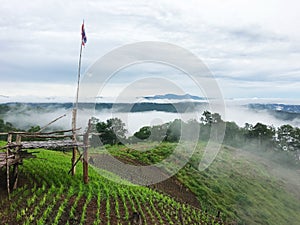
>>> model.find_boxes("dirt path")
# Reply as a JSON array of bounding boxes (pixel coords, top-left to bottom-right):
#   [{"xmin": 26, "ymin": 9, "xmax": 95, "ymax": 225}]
[{"xmin": 90, "ymin": 154, "xmax": 201, "ymax": 208}]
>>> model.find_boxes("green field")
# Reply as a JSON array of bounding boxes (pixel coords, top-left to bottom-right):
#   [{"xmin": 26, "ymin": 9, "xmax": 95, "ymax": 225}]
[
  {"xmin": 100, "ymin": 142, "xmax": 300, "ymax": 224},
  {"xmin": 0, "ymin": 144, "xmax": 221, "ymax": 225},
  {"xmin": 0, "ymin": 141, "xmax": 299, "ymax": 225}
]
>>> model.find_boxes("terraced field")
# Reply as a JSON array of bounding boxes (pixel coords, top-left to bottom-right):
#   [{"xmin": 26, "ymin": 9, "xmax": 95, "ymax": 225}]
[
  {"xmin": 1, "ymin": 142, "xmax": 299, "ymax": 225},
  {"xmin": 0, "ymin": 149, "xmax": 222, "ymax": 225}
]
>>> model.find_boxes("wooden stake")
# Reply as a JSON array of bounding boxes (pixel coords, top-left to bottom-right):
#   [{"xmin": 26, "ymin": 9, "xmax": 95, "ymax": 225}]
[
  {"xmin": 71, "ymin": 109, "xmax": 77, "ymax": 176},
  {"xmin": 71, "ymin": 29, "xmax": 84, "ymax": 176},
  {"xmin": 6, "ymin": 133, "xmax": 12, "ymax": 199},
  {"xmin": 16, "ymin": 134, "xmax": 21, "ymax": 150},
  {"xmin": 83, "ymin": 119, "xmax": 91, "ymax": 184},
  {"xmin": 68, "ymin": 153, "xmax": 83, "ymax": 175},
  {"xmin": 38, "ymin": 114, "xmax": 67, "ymax": 132},
  {"xmin": 12, "ymin": 163, "xmax": 19, "ymax": 190}
]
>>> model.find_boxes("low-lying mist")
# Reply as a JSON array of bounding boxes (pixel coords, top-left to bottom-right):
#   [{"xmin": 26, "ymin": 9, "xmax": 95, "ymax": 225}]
[
  {"xmin": 224, "ymin": 105, "xmax": 300, "ymax": 128},
  {"xmin": 1, "ymin": 102, "xmax": 299, "ymax": 203},
  {"xmin": 2, "ymin": 103, "xmax": 299, "ymax": 134}
]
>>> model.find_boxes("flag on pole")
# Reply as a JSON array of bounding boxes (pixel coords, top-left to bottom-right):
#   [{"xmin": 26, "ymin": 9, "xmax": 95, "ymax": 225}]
[{"xmin": 81, "ymin": 22, "xmax": 87, "ymax": 46}]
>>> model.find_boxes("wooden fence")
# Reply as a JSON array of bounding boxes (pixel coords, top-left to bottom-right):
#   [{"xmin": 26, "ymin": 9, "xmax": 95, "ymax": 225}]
[{"xmin": 0, "ymin": 122, "xmax": 91, "ymax": 199}]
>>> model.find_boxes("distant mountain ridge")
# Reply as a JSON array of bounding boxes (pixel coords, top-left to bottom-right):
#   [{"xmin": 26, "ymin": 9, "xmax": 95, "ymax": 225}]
[
  {"xmin": 1, "ymin": 102, "xmax": 300, "ymax": 115},
  {"xmin": 247, "ymin": 103, "xmax": 300, "ymax": 121},
  {"xmin": 248, "ymin": 103, "xmax": 300, "ymax": 114},
  {"xmin": 143, "ymin": 94, "xmax": 206, "ymax": 101},
  {"xmin": 0, "ymin": 102, "xmax": 206, "ymax": 114}
]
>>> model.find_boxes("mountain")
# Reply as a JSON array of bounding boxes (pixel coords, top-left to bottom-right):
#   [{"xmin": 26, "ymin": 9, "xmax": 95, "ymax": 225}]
[
  {"xmin": 248, "ymin": 103, "xmax": 300, "ymax": 114},
  {"xmin": 247, "ymin": 103, "xmax": 300, "ymax": 121},
  {"xmin": 1, "ymin": 101, "xmax": 300, "ymax": 132},
  {"xmin": 143, "ymin": 93, "xmax": 206, "ymax": 101},
  {"xmin": 0, "ymin": 102, "xmax": 206, "ymax": 114}
]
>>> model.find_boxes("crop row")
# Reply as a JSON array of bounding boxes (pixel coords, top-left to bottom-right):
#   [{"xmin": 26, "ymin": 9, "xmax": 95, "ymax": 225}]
[{"xmin": 0, "ymin": 150, "xmax": 223, "ymax": 224}]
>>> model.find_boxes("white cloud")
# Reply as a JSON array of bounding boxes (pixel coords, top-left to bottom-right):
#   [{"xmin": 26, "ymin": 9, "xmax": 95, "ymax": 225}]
[
  {"xmin": 0, "ymin": 0, "xmax": 299, "ymax": 100},
  {"xmin": 0, "ymin": 82, "xmax": 76, "ymax": 102}
]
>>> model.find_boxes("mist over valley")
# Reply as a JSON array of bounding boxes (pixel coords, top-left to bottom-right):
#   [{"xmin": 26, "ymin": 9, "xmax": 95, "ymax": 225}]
[{"xmin": 0, "ymin": 97, "xmax": 299, "ymax": 134}]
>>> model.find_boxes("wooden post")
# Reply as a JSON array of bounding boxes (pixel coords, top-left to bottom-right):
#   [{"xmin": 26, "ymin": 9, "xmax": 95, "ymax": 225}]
[
  {"xmin": 71, "ymin": 26, "xmax": 84, "ymax": 176},
  {"xmin": 83, "ymin": 119, "xmax": 91, "ymax": 184},
  {"xmin": 71, "ymin": 109, "xmax": 77, "ymax": 176},
  {"xmin": 12, "ymin": 134, "xmax": 21, "ymax": 190},
  {"xmin": 38, "ymin": 114, "xmax": 67, "ymax": 132},
  {"xmin": 6, "ymin": 133, "xmax": 12, "ymax": 198},
  {"xmin": 16, "ymin": 134, "xmax": 21, "ymax": 152},
  {"xmin": 12, "ymin": 163, "xmax": 19, "ymax": 190}
]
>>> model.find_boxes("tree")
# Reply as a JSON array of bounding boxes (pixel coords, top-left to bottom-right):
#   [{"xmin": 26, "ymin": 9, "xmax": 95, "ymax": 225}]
[
  {"xmin": 201, "ymin": 111, "xmax": 213, "ymax": 124},
  {"xmin": 224, "ymin": 121, "xmax": 242, "ymax": 146},
  {"xmin": 96, "ymin": 118, "xmax": 127, "ymax": 145},
  {"xmin": 277, "ymin": 124, "xmax": 300, "ymax": 151},
  {"xmin": 201, "ymin": 111, "xmax": 223, "ymax": 124},
  {"xmin": 165, "ymin": 119, "xmax": 182, "ymax": 142},
  {"xmin": 134, "ymin": 126, "xmax": 151, "ymax": 140},
  {"xmin": 148, "ymin": 124, "xmax": 168, "ymax": 142},
  {"xmin": 0, "ymin": 119, "xmax": 18, "ymax": 140},
  {"xmin": 27, "ymin": 126, "xmax": 41, "ymax": 133},
  {"xmin": 211, "ymin": 112, "xmax": 223, "ymax": 123},
  {"xmin": 248, "ymin": 122, "xmax": 275, "ymax": 148},
  {"xmin": 0, "ymin": 118, "xmax": 15, "ymax": 132}
]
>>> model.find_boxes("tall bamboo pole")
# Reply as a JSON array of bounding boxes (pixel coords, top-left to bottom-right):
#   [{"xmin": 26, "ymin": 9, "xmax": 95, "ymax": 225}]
[
  {"xmin": 83, "ymin": 119, "xmax": 91, "ymax": 184},
  {"xmin": 6, "ymin": 133, "xmax": 12, "ymax": 199},
  {"xmin": 71, "ymin": 24, "xmax": 84, "ymax": 176}
]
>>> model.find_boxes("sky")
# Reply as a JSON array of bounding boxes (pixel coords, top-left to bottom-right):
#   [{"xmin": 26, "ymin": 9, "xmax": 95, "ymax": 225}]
[{"xmin": 0, "ymin": 0, "xmax": 300, "ymax": 102}]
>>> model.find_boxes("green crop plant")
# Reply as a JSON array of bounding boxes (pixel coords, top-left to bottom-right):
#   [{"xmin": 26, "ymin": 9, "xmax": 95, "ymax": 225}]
[
  {"xmin": 105, "ymin": 193, "xmax": 111, "ymax": 224},
  {"xmin": 79, "ymin": 186, "xmax": 93, "ymax": 225},
  {"xmin": 93, "ymin": 184, "xmax": 101, "ymax": 225},
  {"xmin": 114, "ymin": 195, "xmax": 121, "ymax": 221},
  {"xmin": 69, "ymin": 183, "xmax": 84, "ymax": 219},
  {"xmin": 119, "ymin": 187, "xmax": 129, "ymax": 220},
  {"xmin": 53, "ymin": 186, "xmax": 74, "ymax": 225},
  {"xmin": 129, "ymin": 188, "xmax": 147, "ymax": 224}
]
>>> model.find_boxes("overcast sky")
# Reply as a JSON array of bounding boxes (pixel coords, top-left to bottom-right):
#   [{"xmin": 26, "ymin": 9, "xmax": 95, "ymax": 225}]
[{"xmin": 0, "ymin": 0, "xmax": 300, "ymax": 102}]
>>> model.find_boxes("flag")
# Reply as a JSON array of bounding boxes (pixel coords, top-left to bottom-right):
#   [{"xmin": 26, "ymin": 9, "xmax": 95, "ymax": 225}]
[{"xmin": 81, "ymin": 22, "xmax": 87, "ymax": 46}]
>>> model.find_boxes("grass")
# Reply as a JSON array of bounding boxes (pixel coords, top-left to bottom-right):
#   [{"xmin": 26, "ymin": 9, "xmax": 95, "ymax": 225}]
[
  {"xmin": 102, "ymin": 142, "xmax": 300, "ymax": 225},
  {"xmin": 1, "ymin": 141, "xmax": 299, "ymax": 224},
  {"xmin": 0, "ymin": 146, "xmax": 221, "ymax": 224}
]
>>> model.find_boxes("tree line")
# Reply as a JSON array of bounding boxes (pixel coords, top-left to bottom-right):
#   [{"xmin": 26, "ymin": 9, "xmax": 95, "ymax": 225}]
[
  {"xmin": 1, "ymin": 111, "xmax": 299, "ymax": 165},
  {"xmin": 0, "ymin": 118, "xmax": 42, "ymax": 141},
  {"xmin": 89, "ymin": 111, "xmax": 300, "ymax": 165}
]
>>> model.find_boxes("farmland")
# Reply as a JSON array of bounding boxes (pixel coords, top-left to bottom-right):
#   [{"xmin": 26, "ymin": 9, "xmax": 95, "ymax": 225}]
[
  {"xmin": 105, "ymin": 142, "xmax": 300, "ymax": 224},
  {"xmin": 0, "ymin": 142, "xmax": 222, "ymax": 225},
  {"xmin": 1, "ymin": 141, "xmax": 300, "ymax": 224}
]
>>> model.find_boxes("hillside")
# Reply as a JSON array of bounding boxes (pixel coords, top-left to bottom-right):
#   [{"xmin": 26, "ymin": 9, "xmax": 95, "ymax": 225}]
[
  {"xmin": 99, "ymin": 142, "xmax": 300, "ymax": 225},
  {"xmin": 0, "ymin": 144, "xmax": 222, "ymax": 225},
  {"xmin": 0, "ymin": 141, "xmax": 299, "ymax": 224}
]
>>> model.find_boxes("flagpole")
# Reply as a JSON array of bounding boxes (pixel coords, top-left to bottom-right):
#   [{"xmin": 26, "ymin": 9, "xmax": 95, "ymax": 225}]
[
  {"xmin": 71, "ymin": 24, "xmax": 84, "ymax": 176},
  {"xmin": 75, "ymin": 41, "xmax": 83, "ymax": 110}
]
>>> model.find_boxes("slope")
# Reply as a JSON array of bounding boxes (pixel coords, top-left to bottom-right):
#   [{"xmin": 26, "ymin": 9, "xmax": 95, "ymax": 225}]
[
  {"xmin": 0, "ymin": 147, "xmax": 222, "ymax": 225},
  {"xmin": 104, "ymin": 142, "xmax": 300, "ymax": 225}
]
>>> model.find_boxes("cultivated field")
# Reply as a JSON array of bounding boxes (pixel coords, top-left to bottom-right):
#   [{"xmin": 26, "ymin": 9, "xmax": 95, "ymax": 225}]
[{"xmin": 0, "ymin": 146, "xmax": 222, "ymax": 225}]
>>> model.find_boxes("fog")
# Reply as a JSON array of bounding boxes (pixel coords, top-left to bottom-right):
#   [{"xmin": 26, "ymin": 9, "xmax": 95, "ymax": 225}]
[
  {"xmin": 3, "ymin": 103, "xmax": 299, "ymax": 135},
  {"xmin": 2, "ymin": 101, "xmax": 300, "ymax": 200},
  {"xmin": 224, "ymin": 105, "xmax": 300, "ymax": 128}
]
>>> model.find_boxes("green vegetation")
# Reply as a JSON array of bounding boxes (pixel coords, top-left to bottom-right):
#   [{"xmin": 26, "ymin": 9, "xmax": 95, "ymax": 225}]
[
  {"xmin": 103, "ymin": 142, "xmax": 300, "ymax": 225},
  {"xmin": 1, "ymin": 111, "xmax": 299, "ymax": 224},
  {"xmin": 94, "ymin": 118, "xmax": 127, "ymax": 145},
  {"xmin": 90, "ymin": 112, "xmax": 300, "ymax": 166},
  {"xmin": 0, "ymin": 148, "xmax": 221, "ymax": 224},
  {"xmin": 0, "ymin": 140, "xmax": 299, "ymax": 224}
]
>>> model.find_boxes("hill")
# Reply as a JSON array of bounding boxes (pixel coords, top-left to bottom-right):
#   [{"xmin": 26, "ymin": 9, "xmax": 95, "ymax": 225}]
[
  {"xmin": 143, "ymin": 94, "xmax": 205, "ymax": 101},
  {"xmin": 98, "ymin": 142, "xmax": 300, "ymax": 224},
  {"xmin": 0, "ymin": 143, "xmax": 222, "ymax": 225},
  {"xmin": 0, "ymin": 141, "xmax": 299, "ymax": 224}
]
